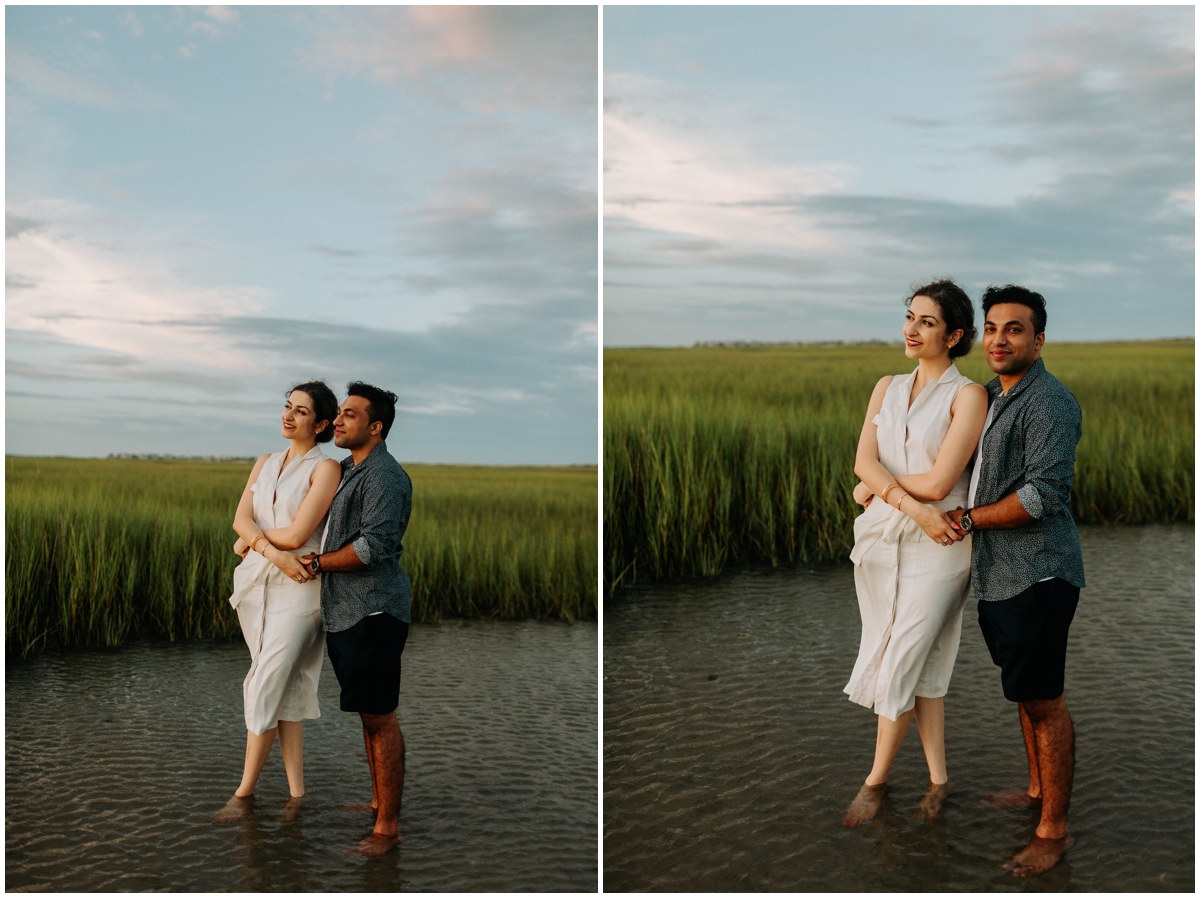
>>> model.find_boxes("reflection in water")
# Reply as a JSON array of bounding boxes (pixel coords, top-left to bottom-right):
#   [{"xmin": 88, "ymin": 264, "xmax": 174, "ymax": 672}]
[
  {"xmin": 604, "ymin": 525, "xmax": 1194, "ymax": 892},
  {"xmin": 7, "ymin": 619, "xmax": 596, "ymax": 892}
]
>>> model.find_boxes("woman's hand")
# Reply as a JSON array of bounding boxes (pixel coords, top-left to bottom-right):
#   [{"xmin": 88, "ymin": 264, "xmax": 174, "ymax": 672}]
[
  {"xmin": 906, "ymin": 500, "xmax": 965, "ymax": 547},
  {"xmin": 233, "ymin": 537, "xmax": 250, "ymax": 558},
  {"xmin": 853, "ymin": 481, "xmax": 874, "ymax": 507},
  {"xmin": 265, "ymin": 546, "xmax": 315, "ymax": 584}
]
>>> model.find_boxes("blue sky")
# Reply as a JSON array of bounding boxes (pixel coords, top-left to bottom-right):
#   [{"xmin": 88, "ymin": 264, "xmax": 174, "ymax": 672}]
[
  {"xmin": 604, "ymin": 6, "xmax": 1194, "ymax": 346},
  {"xmin": 7, "ymin": 6, "xmax": 597, "ymax": 462}
]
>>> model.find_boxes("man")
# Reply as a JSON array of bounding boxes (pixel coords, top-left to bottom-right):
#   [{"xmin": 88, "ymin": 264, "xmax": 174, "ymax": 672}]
[
  {"xmin": 948, "ymin": 286, "xmax": 1085, "ymax": 877},
  {"xmin": 301, "ymin": 381, "xmax": 412, "ymax": 858}
]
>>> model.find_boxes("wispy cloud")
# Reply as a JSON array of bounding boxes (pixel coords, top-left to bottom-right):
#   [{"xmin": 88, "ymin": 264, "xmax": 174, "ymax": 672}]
[
  {"xmin": 305, "ymin": 6, "xmax": 596, "ymax": 113},
  {"xmin": 604, "ymin": 7, "xmax": 1193, "ymax": 345}
]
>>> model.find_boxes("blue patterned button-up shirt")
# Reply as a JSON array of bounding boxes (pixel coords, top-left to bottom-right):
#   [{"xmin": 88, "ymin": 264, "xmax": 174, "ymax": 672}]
[
  {"xmin": 970, "ymin": 358, "xmax": 1086, "ymax": 602},
  {"xmin": 320, "ymin": 441, "xmax": 412, "ymax": 631}
]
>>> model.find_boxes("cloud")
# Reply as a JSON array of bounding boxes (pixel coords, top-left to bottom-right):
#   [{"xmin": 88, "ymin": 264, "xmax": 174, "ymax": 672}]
[
  {"xmin": 603, "ymin": 8, "xmax": 1193, "ymax": 345},
  {"xmin": 6, "ymin": 39, "xmax": 170, "ymax": 110},
  {"xmin": 305, "ymin": 6, "xmax": 596, "ymax": 113}
]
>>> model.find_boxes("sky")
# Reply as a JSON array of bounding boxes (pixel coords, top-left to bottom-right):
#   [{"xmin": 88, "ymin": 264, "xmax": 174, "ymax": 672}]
[
  {"xmin": 7, "ymin": 6, "xmax": 598, "ymax": 463},
  {"xmin": 604, "ymin": 6, "xmax": 1194, "ymax": 346}
]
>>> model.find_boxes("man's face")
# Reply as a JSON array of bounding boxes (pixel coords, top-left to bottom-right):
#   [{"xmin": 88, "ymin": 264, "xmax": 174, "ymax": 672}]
[
  {"xmin": 982, "ymin": 302, "xmax": 1045, "ymax": 376},
  {"xmin": 333, "ymin": 395, "xmax": 380, "ymax": 449}
]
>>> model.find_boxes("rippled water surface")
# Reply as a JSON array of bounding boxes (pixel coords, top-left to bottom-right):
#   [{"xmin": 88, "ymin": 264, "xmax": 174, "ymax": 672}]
[
  {"xmin": 604, "ymin": 525, "xmax": 1194, "ymax": 892},
  {"xmin": 8, "ymin": 619, "xmax": 597, "ymax": 892}
]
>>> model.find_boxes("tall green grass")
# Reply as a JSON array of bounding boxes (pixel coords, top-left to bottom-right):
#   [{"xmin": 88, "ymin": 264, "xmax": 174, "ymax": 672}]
[
  {"xmin": 604, "ymin": 341, "xmax": 1193, "ymax": 592},
  {"xmin": 6, "ymin": 458, "xmax": 596, "ymax": 658}
]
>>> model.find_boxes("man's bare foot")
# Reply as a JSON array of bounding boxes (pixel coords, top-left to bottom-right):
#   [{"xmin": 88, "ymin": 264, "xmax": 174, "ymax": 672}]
[
  {"xmin": 333, "ymin": 804, "xmax": 378, "ymax": 817},
  {"xmin": 214, "ymin": 793, "xmax": 255, "ymax": 823},
  {"xmin": 843, "ymin": 782, "xmax": 888, "ymax": 827},
  {"xmin": 982, "ymin": 788, "xmax": 1042, "ymax": 809},
  {"xmin": 281, "ymin": 793, "xmax": 310, "ymax": 822},
  {"xmin": 1003, "ymin": 833, "xmax": 1074, "ymax": 877},
  {"xmin": 917, "ymin": 781, "xmax": 950, "ymax": 823},
  {"xmin": 346, "ymin": 831, "xmax": 402, "ymax": 858}
]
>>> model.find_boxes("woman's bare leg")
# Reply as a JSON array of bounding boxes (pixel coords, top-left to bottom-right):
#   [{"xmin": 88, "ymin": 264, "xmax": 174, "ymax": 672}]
[
  {"xmin": 216, "ymin": 728, "xmax": 276, "ymax": 822},
  {"xmin": 913, "ymin": 695, "xmax": 948, "ymax": 784},
  {"xmin": 277, "ymin": 720, "xmax": 306, "ymax": 798},
  {"xmin": 867, "ymin": 708, "xmax": 914, "ymax": 785},
  {"xmin": 237, "ymin": 727, "xmax": 277, "ymax": 796},
  {"xmin": 845, "ymin": 709, "xmax": 913, "ymax": 826}
]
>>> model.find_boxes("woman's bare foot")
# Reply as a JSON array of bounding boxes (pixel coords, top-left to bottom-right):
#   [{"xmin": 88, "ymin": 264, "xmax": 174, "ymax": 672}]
[
  {"xmin": 347, "ymin": 831, "xmax": 402, "ymax": 858},
  {"xmin": 982, "ymin": 788, "xmax": 1041, "ymax": 808},
  {"xmin": 214, "ymin": 793, "xmax": 255, "ymax": 823},
  {"xmin": 917, "ymin": 781, "xmax": 950, "ymax": 823},
  {"xmin": 1003, "ymin": 833, "xmax": 1074, "ymax": 877},
  {"xmin": 843, "ymin": 782, "xmax": 888, "ymax": 827},
  {"xmin": 281, "ymin": 793, "xmax": 310, "ymax": 822}
]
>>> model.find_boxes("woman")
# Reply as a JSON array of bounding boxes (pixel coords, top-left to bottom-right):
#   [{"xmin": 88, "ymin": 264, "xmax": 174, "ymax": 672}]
[
  {"xmin": 215, "ymin": 381, "xmax": 343, "ymax": 822},
  {"xmin": 842, "ymin": 280, "xmax": 988, "ymax": 827}
]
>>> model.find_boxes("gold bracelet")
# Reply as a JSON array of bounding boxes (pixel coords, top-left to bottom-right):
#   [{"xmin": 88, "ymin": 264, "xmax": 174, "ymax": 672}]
[
  {"xmin": 251, "ymin": 535, "xmax": 268, "ymax": 554},
  {"xmin": 880, "ymin": 482, "xmax": 899, "ymax": 504}
]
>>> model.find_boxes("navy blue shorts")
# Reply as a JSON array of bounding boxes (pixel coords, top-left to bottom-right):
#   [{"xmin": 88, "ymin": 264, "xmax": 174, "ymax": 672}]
[
  {"xmin": 978, "ymin": 578, "xmax": 1079, "ymax": 703},
  {"xmin": 326, "ymin": 613, "xmax": 409, "ymax": 715}
]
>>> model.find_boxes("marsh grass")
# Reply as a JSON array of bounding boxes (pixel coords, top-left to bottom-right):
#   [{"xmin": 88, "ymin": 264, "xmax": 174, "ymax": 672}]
[
  {"xmin": 6, "ymin": 457, "xmax": 596, "ymax": 658},
  {"xmin": 604, "ymin": 340, "xmax": 1193, "ymax": 592}
]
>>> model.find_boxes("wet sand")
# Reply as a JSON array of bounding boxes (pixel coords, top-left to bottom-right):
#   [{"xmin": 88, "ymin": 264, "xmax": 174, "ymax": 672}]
[
  {"xmin": 604, "ymin": 524, "xmax": 1194, "ymax": 891},
  {"xmin": 7, "ymin": 619, "xmax": 597, "ymax": 892}
]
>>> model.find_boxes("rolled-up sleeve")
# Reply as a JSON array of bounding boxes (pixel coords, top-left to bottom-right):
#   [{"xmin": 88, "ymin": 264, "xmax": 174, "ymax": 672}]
[
  {"xmin": 1015, "ymin": 395, "xmax": 1081, "ymax": 520},
  {"xmin": 353, "ymin": 468, "xmax": 407, "ymax": 566}
]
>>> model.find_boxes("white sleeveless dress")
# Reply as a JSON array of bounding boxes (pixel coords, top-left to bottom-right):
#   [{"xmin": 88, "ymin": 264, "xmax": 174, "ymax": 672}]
[
  {"xmin": 844, "ymin": 364, "xmax": 975, "ymax": 722},
  {"xmin": 228, "ymin": 446, "xmax": 329, "ymax": 735}
]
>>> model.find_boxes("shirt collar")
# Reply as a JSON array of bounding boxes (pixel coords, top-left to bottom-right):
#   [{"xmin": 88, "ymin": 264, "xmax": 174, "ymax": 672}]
[
  {"xmin": 342, "ymin": 440, "xmax": 388, "ymax": 473},
  {"xmin": 987, "ymin": 356, "xmax": 1045, "ymax": 400}
]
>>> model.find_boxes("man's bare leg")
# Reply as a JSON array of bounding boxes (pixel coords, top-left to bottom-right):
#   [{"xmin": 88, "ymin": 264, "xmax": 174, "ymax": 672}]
[
  {"xmin": 1004, "ymin": 695, "xmax": 1075, "ymax": 877},
  {"xmin": 844, "ymin": 708, "xmax": 912, "ymax": 826},
  {"xmin": 348, "ymin": 711, "xmax": 406, "ymax": 857},
  {"xmin": 215, "ymin": 728, "xmax": 276, "ymax": 822},
  {"xmin": 365, "ymin": 727, "xmax": 380, "ymax": 811},
  {"xmin": 985, "ymin": 703, "xmax": 1043, "ymax": 808}
]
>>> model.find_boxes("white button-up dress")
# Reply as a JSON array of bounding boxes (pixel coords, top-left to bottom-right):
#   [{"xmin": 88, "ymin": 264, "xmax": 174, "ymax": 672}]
[
  {"xmin": 229, "ymin": 446, "xmax": 328, "ymax": 735},
  {"xmin": 843, "ymin": 364, "xmax": 975, "ymax": 722}
]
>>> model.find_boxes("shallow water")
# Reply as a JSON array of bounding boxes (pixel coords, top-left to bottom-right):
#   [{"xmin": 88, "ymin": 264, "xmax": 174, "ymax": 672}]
[
  {"xmin": 7, "ymin": 619, "xmax": 597, "ymax": 892},
  {"xmin": 604, "ymin": 525, "xmax": 1194, "ymax": 892}
]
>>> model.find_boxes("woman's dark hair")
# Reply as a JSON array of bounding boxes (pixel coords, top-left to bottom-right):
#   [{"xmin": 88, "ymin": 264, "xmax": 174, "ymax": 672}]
[
  {"xmin": 905, "ymin": 279, "xmax": 976, "ymax": 359},
  {"xmin": 981, "ymin": 284, "xmax": 1047, "ymax": 335},
  {"xmin": 288, "ymin": 380, "xmax": 339, "ymax": 443},
  {"xmin": 346, "ymin": 381, "xmax": 398, "ymax": 440}
]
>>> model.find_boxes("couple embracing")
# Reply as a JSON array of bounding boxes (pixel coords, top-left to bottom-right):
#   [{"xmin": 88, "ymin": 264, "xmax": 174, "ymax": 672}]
[
  {"xmin": 215, "ymin": 380, "xmax": 411, "ymax": 859},
  {"xmin": 843, "ymin": 282, "xmax": 1084, "ymax": 878}
]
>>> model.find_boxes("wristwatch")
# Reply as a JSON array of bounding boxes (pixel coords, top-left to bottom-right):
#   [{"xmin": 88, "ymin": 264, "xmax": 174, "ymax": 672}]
[
  {"xmin": 959, "ymin": 510, "xmax": 975, "ymax": 533},
  {"xmin": 309, "ymin": 555, "xmax": 322, "ymax": 575}
]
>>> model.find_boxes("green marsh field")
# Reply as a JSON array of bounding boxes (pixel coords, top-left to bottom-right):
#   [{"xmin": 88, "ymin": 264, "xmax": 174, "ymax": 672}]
[
  {"xmin": 6, "ymin": 458, "xmax": 597, "ymax": 658},
  {"xmin": 605, "ymin": 340, "xmax": 1193, "ymax": 592}
]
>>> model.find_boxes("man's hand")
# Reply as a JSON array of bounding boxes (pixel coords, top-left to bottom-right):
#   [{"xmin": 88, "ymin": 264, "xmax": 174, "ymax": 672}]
[
  {"xmin": 299, "ymin": 553, "xmax": 317, "ymax": 575},
  {"xmin": 947, "ymin": 507, "xmax": 965, "ymax": 531},
  {"xmin": 852, "ymin": 481, "xmax": 874, "ymax": 508}
]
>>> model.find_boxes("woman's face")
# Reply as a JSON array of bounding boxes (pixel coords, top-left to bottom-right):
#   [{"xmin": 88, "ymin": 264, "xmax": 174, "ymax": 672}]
[
  {"xmin": 903, "ymin": 295, "xmax": 961, "ymax": 360},
  {"xmin": 281, "ymin": 391, "xmax": 326, "ymax": 442}
]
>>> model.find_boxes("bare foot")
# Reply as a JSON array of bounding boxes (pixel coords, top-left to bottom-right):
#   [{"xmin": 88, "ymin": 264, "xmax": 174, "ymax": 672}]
[
  {"xmin": 346, "ymin": 831, "xmax": 402, "ymax": 858},
  {"xmin": 917, "ymin": 781, "xmax": 951, "ymax": 823},
  {"xmin": 214, "ymin": 793, "xmax": 255, "ymax": 823},
  {"xmin": 982, "ymin": 788, "xmax": 1042, "ymax": 809},
  {"xmin": 1003, "ymin": 833, "xmax": 1074, "ymax": 877},
  {"xmin": 843, "ymin": 782, "xmax": 888, "ymax": 827},
  {"xmin": 333, "ymin": 804, "xmax": 378, "ymax": 816},
  {"xmin": 281, "ymin": 793, "xmax": 310, "ymax": 822}
]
